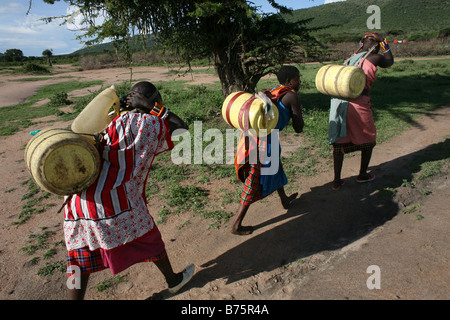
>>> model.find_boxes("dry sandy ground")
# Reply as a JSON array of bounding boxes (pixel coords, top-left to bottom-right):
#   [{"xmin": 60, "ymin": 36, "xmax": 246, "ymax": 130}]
[{"xmin": 0, "ymin": 63, "xmax": 448, "ymax": 305}]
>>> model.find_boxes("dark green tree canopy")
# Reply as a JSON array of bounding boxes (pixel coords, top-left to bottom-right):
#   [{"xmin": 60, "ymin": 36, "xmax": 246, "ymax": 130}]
[
  {"xmin": 3, "ymin": 49, "xmax": 24, "ymax": 62},
  {"xmin": 42, "ymin": 48, "xmax": 53, "ymax": 66},
  {"xmin": 40, "ymin": 0, "xmax": 320, "ymax": 95}
]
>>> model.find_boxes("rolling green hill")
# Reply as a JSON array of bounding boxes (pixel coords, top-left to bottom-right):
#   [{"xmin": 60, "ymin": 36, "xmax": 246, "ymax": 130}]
[
  {"xmin": 72, "ymin": 0, "xmax": 449, "ymax": 55},
  {"xmin": 72, "ymin": 34, "xmax": 156, "ymax": 56},
  {"xmin": 288, "ymin": 0, "xmax": 450, "ymax": 42}
]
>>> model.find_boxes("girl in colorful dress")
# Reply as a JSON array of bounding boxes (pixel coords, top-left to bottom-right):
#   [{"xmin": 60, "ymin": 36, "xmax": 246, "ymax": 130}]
[
  {"xmin": 231, "ymin": 66, "xmax": 305, "ymax": 235},
  {"xmin": 64, "ymin": 81, "xmax": 193, "ymax": 299}
]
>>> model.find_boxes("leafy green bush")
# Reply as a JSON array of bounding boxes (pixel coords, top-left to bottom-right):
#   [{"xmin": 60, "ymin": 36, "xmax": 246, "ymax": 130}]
[
  {"xmin": 21, "ymin": 62, "xmax": 50, "ymax": 74},
  {"xmin": 48, "ymin": 92, "xmax": 71, "ymax": 107}
]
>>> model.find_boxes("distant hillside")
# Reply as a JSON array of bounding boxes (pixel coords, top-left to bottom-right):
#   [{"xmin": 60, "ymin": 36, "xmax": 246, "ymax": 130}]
[
  {"xmin": 288, "ymin": 0, "xmax": 450, "ymax": 42},
  {"xmin": 71, "ymin": 0, "xmax": 449, "ymax": 55},
  {"xmin": 72, "ymin": 35, "xmax": 155, "ymax": 55}
]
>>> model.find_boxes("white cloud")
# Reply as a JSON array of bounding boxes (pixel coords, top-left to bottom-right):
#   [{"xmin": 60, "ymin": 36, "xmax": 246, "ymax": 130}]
[
  {"xmin": 0, "ymin": 2, "xmax": 23, "ymax": 14},
  {"xmin": 0, "ymin": 2, "xmax": 83, "ymax": 56}
]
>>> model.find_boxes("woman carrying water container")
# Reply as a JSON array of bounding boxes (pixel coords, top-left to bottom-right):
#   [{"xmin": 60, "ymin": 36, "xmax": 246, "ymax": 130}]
[
  {"xmin": 231, "ymin": 66, "xmax": 305, "ymax": 235},
  {"xmin": 330, "ymin": 32, "xmax": 394, "ymax": 190},
  {"xmin": 63, "ymin": 81, "xmax": 194, "ymax": 299}
]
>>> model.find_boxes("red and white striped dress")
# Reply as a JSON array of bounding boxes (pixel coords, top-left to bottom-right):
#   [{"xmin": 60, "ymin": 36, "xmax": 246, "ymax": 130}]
[{"xmin": 63, "ymin": 112, "xmax": 173, "ymax": 252}]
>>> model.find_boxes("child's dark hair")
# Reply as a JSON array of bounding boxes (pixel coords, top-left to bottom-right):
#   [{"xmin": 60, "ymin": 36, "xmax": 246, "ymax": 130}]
[
  {"xmin": 277, "ymin": 66, "xmax": 300, "ymax": 84},
  {"xmin": 132, "ymin": 81, "xmax": 160, "ymax": 103}
]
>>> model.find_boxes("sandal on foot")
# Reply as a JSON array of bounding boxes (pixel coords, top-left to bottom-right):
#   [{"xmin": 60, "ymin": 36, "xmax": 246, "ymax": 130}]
[
  {"xmin": 168, "ymin": 264, "xmax": 195, "ymax": 294},
  {"xmin": 231, "ymin": 226, "xmax": 254, "ymax": 236},
  {"xmin": 331, "ymin": 179, "xmax": 345, "ymax": 190},
  {"xmin": 356, "ymin": 174, "xmax": 375, "ymax": 183}
]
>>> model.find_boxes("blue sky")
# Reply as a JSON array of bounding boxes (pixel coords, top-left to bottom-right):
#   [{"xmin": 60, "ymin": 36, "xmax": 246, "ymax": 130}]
[{"xmin": 0, "ymin": 0, "xmax": 345, "ymax": 57}]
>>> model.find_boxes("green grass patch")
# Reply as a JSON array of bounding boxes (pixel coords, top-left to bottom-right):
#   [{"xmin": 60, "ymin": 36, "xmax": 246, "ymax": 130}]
[
  {"xmin": 405, "ymin": 137, "xmax": 450, "ymax": 184},
  {"xmin": 14, "ymin": 179, "xmax": 53, "ymax": 225},
  {"xmin": 165, "ymin": 185, "xmax": 208, "ymax": 214},
  {"xmin": 20, "ymin": 229, "xmax": 56, "ymax": 256},
  {"xmin": 37, "ymin": 261, "xmax": 66, "ymax": 276},
  {"xmin": 20, "ymin": 227, "xmax": 65, "ymax": 276},
  {"xmin": 96, "ymin": 275, "xmax": 127, "ymax": 292},
  {"xmin": 414, "ymin": 159, "xmax": 449, "ymax": 182},
  {"xmin": 402, "ymin": 202, "xmax": 422, "ymax": 214},
  {"xmin": 200, "ymin": 210, "xmax": 233, "ymax": 229}
]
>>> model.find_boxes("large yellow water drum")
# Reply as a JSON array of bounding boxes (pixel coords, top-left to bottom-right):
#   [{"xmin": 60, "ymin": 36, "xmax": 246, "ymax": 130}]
[
  {"xmin": 25, "ymin": 128, "xmax": 101, "ymax": 196},
  {"xmin": 222, "ymin": 91, "xmax": 279, "ymax": 137},
  {"xmin": 315, "ymin": 65, "xmax": 366, "ymax": 100}
]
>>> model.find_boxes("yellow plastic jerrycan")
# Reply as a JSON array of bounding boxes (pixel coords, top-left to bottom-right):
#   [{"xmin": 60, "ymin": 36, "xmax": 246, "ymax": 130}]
[
  {"xmin": 24, "ymin": 128, "xmax": 101, "ymax": 196},
  {"xmin": 315, "ymin": 65, "xmax": 366, "ymax": 100},
  {"xmin": 222, "ymin": 91, "xmax": 279, "ymax": 137},
  {"xmin": 71, "ymin": 85, "xmax": 120, "ymax": 140}
]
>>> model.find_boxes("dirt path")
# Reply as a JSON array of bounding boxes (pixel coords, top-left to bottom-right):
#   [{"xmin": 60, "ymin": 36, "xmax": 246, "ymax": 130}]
[{"xmin": 0, "ymin": 64, "xmax": 448, "ymax": 301}]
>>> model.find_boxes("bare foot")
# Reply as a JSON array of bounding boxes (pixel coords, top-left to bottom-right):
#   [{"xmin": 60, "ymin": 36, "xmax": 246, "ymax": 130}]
[
  {"xmin": 231, "ymin": 226, "xmax": 254, "ymax": 236},
  {"xmin": 281, "ymin": 192, "xmax": 298, "ymax": 209}
]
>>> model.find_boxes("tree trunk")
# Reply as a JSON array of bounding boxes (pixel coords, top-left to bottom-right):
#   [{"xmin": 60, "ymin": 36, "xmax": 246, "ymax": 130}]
[
  {"xmin": 213, "ymin": 48, "xmax": 260, "ymax": 97},
  {"xmin": 215, "ymin": 62, "xmax": 267, "ymax": 97},
  {"xmin": 215, "ymin": 64, "xmax": 246, "ymax": 97}
]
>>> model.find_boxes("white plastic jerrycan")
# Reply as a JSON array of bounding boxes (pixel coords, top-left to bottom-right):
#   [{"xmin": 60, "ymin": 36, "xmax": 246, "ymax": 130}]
[{"xmin": 71, "ymin": 85, "xmax": 121, "ymax": 137}]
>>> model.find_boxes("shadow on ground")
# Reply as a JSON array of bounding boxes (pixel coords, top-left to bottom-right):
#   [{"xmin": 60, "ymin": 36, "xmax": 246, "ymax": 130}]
[{"xmin": 168, "ymin": 137, "xmax": 450, "ymax": 295}]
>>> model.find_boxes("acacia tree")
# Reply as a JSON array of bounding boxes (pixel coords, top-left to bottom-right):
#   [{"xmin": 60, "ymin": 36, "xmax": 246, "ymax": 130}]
[
  {"xmin": 41, "ymin": 0, "xmax": 320, "ymax": 96},
  {"xmin": 42, "ymin": 49, "xmax": 53, "ymax": 66},
  {"xmin": 3, "ymin": 49, "xmax": 24, "ymax": 62}
]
